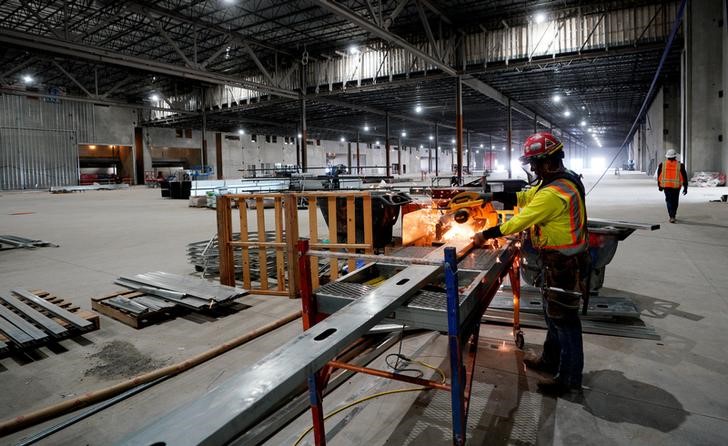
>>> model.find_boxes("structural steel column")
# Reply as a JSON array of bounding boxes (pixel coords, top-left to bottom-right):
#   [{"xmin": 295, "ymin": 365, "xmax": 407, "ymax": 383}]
[
  {"xmin": 134, "ymin": 127, "xmax": 144, "ymax": 185},
  {"xmin": 507, "ymin": 98, "xmax": 512, "ymax": 179},
  {"xmin": 347, "ymin": 141, "xmax": 352, "ymax": 172},
  {"xmin": 356, "ymin": 131, "xmax": 360, "ymax": 174},
  {"xmin": 300, "ymin": 67, "xmax": 308, "ymax": 172},
  {"xmin": 296, "ymin": 125, "xmax": 301, "ymax": 168},
  {"xmin": 385, "ymin": 113, "xmax": 391, "ymax": 177},
  {"xmin": 397, "ymin": 138, "xmax": 402, "ymax": 175},
  {"xmin": 466, "ymin": 130, "xmax": 471, "ymax": 174},
  {"xmin": 201, "ymin": 89, "xmax": 208, "ymax": 167},
  {"xmin": 455, "ymin": 76, "xmax": 464, "ymax": 185},
  {"xmin": 428, "ymin": 136, "xmax": 432, "ymax": 173},
  {"xmin": 215, "ymin": 132, "xmax": 223, "ymax": 179},
  {"xmin": 435, "ymin": 122, "xmax": 439, "ymax": 176}
]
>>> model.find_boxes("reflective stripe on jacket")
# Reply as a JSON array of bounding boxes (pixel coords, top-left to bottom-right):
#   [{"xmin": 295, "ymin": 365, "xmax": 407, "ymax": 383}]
[
  {"xmin": 500, "ymin": 177, "xmax": 588, "ymax": 255},
  {"xmin": 659, "ymin": 159, "xmax": 684, "ymax": 189}
]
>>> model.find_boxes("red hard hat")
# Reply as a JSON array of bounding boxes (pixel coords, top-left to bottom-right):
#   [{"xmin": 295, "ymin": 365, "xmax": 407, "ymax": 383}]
[{"xmin": 520, "ymin": 132, "xmax": 564, "ymax": 163}]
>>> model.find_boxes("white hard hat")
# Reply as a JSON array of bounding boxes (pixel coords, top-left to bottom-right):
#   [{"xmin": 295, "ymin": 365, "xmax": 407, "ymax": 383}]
[{"xmin": 665, "ymin": 149, "xmax": 678, "ymax": 159}]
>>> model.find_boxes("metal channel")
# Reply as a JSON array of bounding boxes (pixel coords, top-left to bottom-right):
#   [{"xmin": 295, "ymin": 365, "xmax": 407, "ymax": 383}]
[
  {"xmin": 0, "ymin": 315, "xmax": 35, "ymax": 346},
  {"xmin": 119, "ymin": 242, "xmax": 470, "ymax": 446},
  {"xmin": 11, "ymin": 289, "xmax": 93, "ymax": 330},
  {"xmin": 114, "ymin": 280, "xmax": 210, "ymax": 310},
  {"xmin": 0, "ymin": 293, "xmax": 67, "ymax": 336},
  {"xmin": 0, "ymin": 303, "xmax": 48, "ymax": 342}
]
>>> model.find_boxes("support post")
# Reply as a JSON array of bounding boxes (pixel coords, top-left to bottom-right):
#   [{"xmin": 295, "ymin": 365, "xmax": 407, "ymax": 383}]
[
  {"xmin": 455, "ymin": 76, "xmax": 464, "ymax": 185},
  {"xmin": 215, "ymin": 132, "xmax": 223, "ymax": 179},
  {"xmin": 300, "ymin": 67, "xmax": 308, "ymax": 172},
  {"xmin": 347, "ymin": 141, "xmax": 352, "ymax": 173},
  {"xmin": 507, "ymin": 98, "xmax": 512, "ymax": 179},
  {"xmin": 217, "ymin": 196, "xmax": 235, "ymax": 286},
  {"xmin": 296, "ymin": 125, "xmax": 301, "ymax": 168},
  {"xmin": 435, "ymin": 122, "xmax": 439, "ymax": 176},
  {"xmin": 445, "ymin": 247, "xmax": 466, "ymax": 446},
  {"xmin": 356, "ymin": 131, "xmax": 360, "ymax": 174},
  {"xmin": 385, "ymin": 113, "xmax": 391, "ymax": 177},
  {"xmin": 201, "ymin": 89, "xmax": 208, "ymax": 167},
  {"xmin": 466, "ymin": 130, "xmax": 471, "ymax": 174},
  {"xmin": 397, "ymin": 138, "xmax": 402, "ymax": 175}
]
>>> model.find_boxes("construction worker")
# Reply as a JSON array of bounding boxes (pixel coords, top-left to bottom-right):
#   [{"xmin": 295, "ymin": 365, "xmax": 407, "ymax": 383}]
[
  {"xmin": 473, "ymin": 132, "xmax": 590, "ymax": 395},
  {"xmin": 657, "ymin": 149, "xmax": 688, "ymax": 223}
]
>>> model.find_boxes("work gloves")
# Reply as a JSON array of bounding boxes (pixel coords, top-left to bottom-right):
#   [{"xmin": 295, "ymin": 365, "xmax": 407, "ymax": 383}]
[
  {"xmin": 477, "ymin": 192, "xmax": 493, "ymax": 206},
  {"xmin": 658, "ymin": 186, "xmax": 663, "ymax": 192},
  {"xmin": 472, "ymin": 226, "xmax": 502, "ymax": 246},
  {"xmin": 682, "ymin": 188, "xmax": 688, "ymax": 196}
]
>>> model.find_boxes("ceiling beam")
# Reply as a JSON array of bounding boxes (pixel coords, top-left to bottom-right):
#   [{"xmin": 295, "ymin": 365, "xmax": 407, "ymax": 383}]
[
  {"xmin": 312, "ymin": 0, "xmax": 457, "ymax": 76},
  {"xmin": 0, "ymin": 88, "xmax": 197, "ymax": 114},
  {"xmin": 0, "ymin": 28, "xmax": 299, "ymax": 99}
]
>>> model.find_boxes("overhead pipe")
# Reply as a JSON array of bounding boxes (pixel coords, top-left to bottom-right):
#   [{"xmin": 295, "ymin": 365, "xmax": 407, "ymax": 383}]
[{"xmin": 0, "ymin": 310, "xmax": 302, "ymax": 437}]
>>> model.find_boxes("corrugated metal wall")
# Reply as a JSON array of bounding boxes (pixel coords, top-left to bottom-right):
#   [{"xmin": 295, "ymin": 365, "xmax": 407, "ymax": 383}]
[{"xmin": 0, "ymin": 94, "xmax": 91, "ymax": 189}]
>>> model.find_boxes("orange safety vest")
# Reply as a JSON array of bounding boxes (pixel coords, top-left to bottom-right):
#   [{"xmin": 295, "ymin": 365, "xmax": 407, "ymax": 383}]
[
  {"xmin": 535, "ymin": 178, "xmax": 588, "ymax": 256},
  {"xmin": 659, "ymin": 159, "xmax": 684, "ymax": 189}
]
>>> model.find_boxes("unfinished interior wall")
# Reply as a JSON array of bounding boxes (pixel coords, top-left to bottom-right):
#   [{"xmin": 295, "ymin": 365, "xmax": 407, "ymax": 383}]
[{"xmin": 0, "ymin": 94, "xmax": 135, "ymax": 189}]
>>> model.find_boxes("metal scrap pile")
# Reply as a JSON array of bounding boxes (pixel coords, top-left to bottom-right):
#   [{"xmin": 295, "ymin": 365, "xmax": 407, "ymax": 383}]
[
  {"xmin": 110, "ymin": 271, "xmax": 248, "ymax": 315},
  {"xmin": 689, "ymin": 171, "xmax": 726, "ymax": 187},
  {"xmin": 0, "ymin": 235, "xmax": 59, "ymax": 250}
]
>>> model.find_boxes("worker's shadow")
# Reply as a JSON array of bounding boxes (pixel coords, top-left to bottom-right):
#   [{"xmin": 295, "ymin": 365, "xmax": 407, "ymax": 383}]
[
  {"xmin": 578, "ymin": 369, "xmax": 687, "ymax": 432},
  {"xmin": 385, "ymin": 340, "xmax": 688, "ymax": 445},
  {"xmin": 599, "ymin": 287, "xmax": 703, "ymax": 322}
]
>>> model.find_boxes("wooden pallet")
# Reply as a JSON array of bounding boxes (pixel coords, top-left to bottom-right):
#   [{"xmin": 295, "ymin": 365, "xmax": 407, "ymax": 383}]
[
  {"xmin": 0, "ymin": 290, "xmax": 100, "ymax": 356},
  {"xmin": 92, "ymin": 290, "xmax": 179, "ymax": 329}
]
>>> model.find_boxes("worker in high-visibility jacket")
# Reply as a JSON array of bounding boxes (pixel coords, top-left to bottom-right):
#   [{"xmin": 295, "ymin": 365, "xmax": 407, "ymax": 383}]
[
  {"xmin": 657, "ymin": 149, "xmax": 688, "ymax": 223},
  {"xmin": 473, "ymin": 132, "xmax": 590, "ymax": 395}
]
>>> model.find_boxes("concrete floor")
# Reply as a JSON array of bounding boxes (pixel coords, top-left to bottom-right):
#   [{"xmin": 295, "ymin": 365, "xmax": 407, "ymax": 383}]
[{"xmin": 0, "ymin": 173, "xmax": 726, "ymax": 445}]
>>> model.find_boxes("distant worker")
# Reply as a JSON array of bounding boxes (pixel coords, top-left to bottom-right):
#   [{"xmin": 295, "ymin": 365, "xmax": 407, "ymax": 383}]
[
  {"xmin": 657, "ymin": 149, "xmax": 688, "ymax": 223},
  {"xmin": 473, "ymin": 132, "xmax": 590, "ymax": 396}
]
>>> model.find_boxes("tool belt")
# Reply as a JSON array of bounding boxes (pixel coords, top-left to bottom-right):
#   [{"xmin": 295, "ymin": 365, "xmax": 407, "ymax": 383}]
[{"xmin": 540, "ymin": 249, "xmax": 590, "ymax": 319}]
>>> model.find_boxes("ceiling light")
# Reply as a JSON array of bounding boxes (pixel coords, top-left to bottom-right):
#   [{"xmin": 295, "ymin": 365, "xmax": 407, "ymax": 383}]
[
  {"xmin": 552, "ymin": 94, "xmax": 561, "ymax": 103},
  {"xmin": 428, "ymin": 135, "xmax": 434, "ymax": 141},
  {"xmin": 297, "ymin": 133, "xmax": 302, "ymax": 138},
  {"xmin": 437, "ymin": 146, "xmax": 441, "ymax": 150},
  {"xmin": 581, "ymin": 106, "xmax": 586, "ymax": 110},
  {"xmin": 415, "ymin": 105, "xmax": 423, "ymax": 113},
  {"xmin": 491, "ymin": 145, "xmax": 495, "ymax": 149},
  {"xmin": 564, "ymin": 110, "xmax": 571, "ymax": 117},
  {"xmin": 375, "ymin": 140, "xmax": 380, "ymax": 145},
  {"xmin": 401, "ymin": 131, "xmax": 407, "ymax": 137},
  {"xmin": 238, "ymin": 129, "xmax": 245, "ymax": 135},
  {"xmin": 580, "ymin": 120, "xmax": 586, "ymax": 127},
  {"xmin": 363, "ymin": 125, "xmax": 369, "ymax": 131},
  {"xmin": 340, "ymin": 137, "xmax": 345, "ymax": 142},
  {"xmin": 348, "ymin": 45, "xmax": 359, "ymax": 55},
  {"xmin": 588, "ymin": 128, "xmax": 594, "ymax": 133},
  {"xmin": 534, "ymin": 12, "xmax": 546, "ymax": 24},
  {"xmin": 150, "ymin": 94, "xmax": 159, "ymax": 101},
  {"xmin": 479, "ymin": 144, "xmax": 484, "ymax": 148},
  {"xmin": 502, "ymin": 146, "xmax": 507, "ymax": 151},
  {"xmin": 451, "ymin": 138, "xmax": 456, "ymax": 144},
  {"xmin": 22, "ymin": 74, "xmax": 33, "ymax": 84},
  {"xmin": 419, "ymin": 144, "xmax": 423, "ymax": 149}
]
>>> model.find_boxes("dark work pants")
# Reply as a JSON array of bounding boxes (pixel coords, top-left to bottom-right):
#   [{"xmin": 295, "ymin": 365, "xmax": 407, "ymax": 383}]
[
  {"xmin": 539, "ymin": 251, "xmax": 588, "ymax": 388},
  {"xmin": 664, "ymin": 188, "xmax": 680, "ymax": 219}
]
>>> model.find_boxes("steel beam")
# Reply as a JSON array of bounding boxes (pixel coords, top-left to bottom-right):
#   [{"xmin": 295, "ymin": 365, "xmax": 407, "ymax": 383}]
[
  {"xmin": 300, "ymin": 66, "xmax": 308, "ymax": 172},
  {"xmin": 507, "ymin": 98, "xmax": 512, "ymax": 179},
  {"xmin": 312, "ymin": 0, "xmax": 457, "ymax": 76},
  {"xmin": 0, "ymin": 88, "xmax": 196, "ymax": 114},
  {"xmin": 242, "ymin": 42, "xmax": 276, "ymax": 86},
  {"xmin": 0, "ymin": 29, "xmax": 298, "ymax": 99},
  {"xmin": 455, "ymin": 76, "xmax": 463, "ymax": 184},
  {"xmin": 149, "ymin": 15, "xmax": 196, "ymax": 69},
  {"xmin": 121, "ymin": 241, "xmax": 471, "ymax": 446},
  {"xmin": 385, "ymin": 112, "xmax": 391, "ymax": 177},
  {"xmin": 50, "ymin": 60, "xmax": 93, "ymax": 97}
]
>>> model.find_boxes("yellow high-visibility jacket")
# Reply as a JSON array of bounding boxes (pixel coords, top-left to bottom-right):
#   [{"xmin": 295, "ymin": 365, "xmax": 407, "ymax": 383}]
[{"xmin": 500, "ymin": 177, "xmax": 587, "ymax": 255}]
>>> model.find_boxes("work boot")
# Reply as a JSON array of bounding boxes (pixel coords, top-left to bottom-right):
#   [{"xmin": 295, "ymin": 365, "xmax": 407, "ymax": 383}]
[
  {"xmin": 523, "ymin": 354, "xmax": 556, "ymax": 374},
  {"xmin": 669, "ymin": 218, "xmax": 676, "ymax": 223},
  {"xmin": 536, "ymin": 377, "xmax": 582, "ymax": 396}
]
